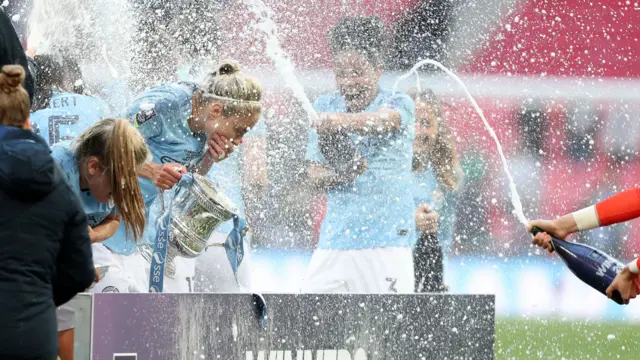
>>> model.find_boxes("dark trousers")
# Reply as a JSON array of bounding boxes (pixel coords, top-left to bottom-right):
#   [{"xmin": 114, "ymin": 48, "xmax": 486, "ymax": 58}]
[{"xmin": 414, "ymin": 231, "xmax": 445, "ymax": 293}]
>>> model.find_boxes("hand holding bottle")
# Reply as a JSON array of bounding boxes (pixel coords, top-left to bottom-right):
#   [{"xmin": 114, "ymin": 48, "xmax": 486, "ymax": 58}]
[
  {"xmin": 606, "ymin": 267, "xmax": 640, "ymax": 304},
  {"xmin": 528, "ymin": 216, "xmax": 579, "ymax": 253}
]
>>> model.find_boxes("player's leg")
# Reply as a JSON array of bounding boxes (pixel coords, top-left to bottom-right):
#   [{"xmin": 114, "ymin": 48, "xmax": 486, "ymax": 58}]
[
  {"xmin": 89, "ymin": 244, "xmax": 137, "ymax": 294},
  {"xmin": 350, "ymin": 247, "xmax": 415, "ymax": 294},
  {"xmin": 56, "ymin": 304, "xmax": 75, "ymax": 360},
  {"xmin": 301, "ymin": 249, "xmax": 350, "ymax": 293},
  {"xmin": 194, "ymin": 231, "xmax": 254, "ymax": 292}
]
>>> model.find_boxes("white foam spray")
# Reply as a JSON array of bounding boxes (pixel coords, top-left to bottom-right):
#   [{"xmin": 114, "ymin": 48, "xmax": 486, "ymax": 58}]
[
  {"xmin": 243, "ymin": 0, "xmax": 319, "ymax": 124},
  {"xmin": 393, "ymin": 59, "xmax": 528, "ymax": 227},
  {"xmin": 28, "ymin": 0, "xmax": 135, "ymax": 80}
]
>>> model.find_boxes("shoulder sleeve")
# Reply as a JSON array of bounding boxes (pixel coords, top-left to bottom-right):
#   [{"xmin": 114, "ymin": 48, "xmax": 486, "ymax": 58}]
[
  {"xmin": 595, "ymin": 188, "xmax": 640, "ymax": 227},
  {"xmin": 127, "ymin": 97, "xmax": 170, "ymax": 140},
  {"xmin": 380, "ymin": 91, "xmax": 416, "ymax": 131}
]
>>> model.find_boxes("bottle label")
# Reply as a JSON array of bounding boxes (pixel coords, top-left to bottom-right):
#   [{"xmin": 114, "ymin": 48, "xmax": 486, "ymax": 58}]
[{"xmin": 596, "ymin": 257, "xmax": 623, "ymax": 277}]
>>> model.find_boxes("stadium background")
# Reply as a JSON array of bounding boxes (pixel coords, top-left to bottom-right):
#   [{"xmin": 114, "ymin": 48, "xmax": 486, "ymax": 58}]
[{"xmin": 5, "ymin": 0, "xmax": 640, "ymax": 358}]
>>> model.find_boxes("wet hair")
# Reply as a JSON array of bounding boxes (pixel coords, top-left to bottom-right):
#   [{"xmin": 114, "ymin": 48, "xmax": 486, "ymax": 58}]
[
  {"xmin": 73, "ymin": 118, "xmax": 150, "ymax": 241},
  {"xmin": 410, "ymin": 88, "xmax": 461, "ymax": 191},
  {"xmin": 195, "ymin": 60, "xmax": 262, "ymax": 118},
  {"xmin": 329, "ymin": 16, "xmax": 387, "ymax": 67},
  {"xmin": 33, "ymin": 55, "xmax": 84, "ymax": 110},
  {"xmin": 0, "ymin": 65, "xmax": 30, "ymax": 128}
]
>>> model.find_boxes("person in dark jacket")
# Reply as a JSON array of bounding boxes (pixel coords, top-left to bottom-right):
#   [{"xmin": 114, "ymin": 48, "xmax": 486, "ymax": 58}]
[
  {"xmin": 0, "ymin": 9, "xmax": 35, "ymax": 103},
  {"xmin": 0, "ymin": 64, "xmax": 95, "ymax": 360}
]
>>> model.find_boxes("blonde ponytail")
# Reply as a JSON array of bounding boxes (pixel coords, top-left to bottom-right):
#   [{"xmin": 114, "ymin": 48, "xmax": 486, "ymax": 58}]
[
  {"xmin": 75, "ymin": 118, "xmax": 150, "ymax": 241},
  {"xmin": 107, "ymin": 119, "xmax": 148, "ymax": 240}
]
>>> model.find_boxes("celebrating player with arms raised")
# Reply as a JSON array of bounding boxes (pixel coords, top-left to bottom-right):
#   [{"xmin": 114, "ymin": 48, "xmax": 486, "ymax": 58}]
[{"xmin": 302, "ymin": 16, "xmax": 417, "ymax": 294}]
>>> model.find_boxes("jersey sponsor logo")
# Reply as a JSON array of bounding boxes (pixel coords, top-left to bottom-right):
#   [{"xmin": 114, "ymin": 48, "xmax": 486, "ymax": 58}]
[
  {"xmin": 386, "ymin": 277, "xmax": 398, "ymax": 293},
  {"xmin": 134, "ymin": 106, "xmax": 157, "ymax": 126},
  {"xmin": 160, "ymin": 155, "xmax": 185, "ymax": 165},
  {"xmin": 397, "ymin": 229, "xmax": 408, "ymax": 236},
  {"xmin": 102, "ymin": 286, "xmax": 120, "ymax": 293}
]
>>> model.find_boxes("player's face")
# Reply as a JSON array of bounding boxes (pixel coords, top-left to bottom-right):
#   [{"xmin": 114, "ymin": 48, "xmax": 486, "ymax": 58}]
[
  {"xmin": 334, "ymin": 51, "xmax": 381, "ymax": 111},
  {"xmin": 204, "ymin": 109, "xmax": 261, "ymax": 145},
  {"xmin": 414, "ymin": 100, "xmax": 439, "ymax": 155},
  {"xmin": 85, "ymin": 157, "xmax": 113, "ymax": 203}
]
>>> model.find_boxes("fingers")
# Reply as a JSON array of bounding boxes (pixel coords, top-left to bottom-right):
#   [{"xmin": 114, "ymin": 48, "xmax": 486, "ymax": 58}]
[
  {"xmin": 162, "ymin": 167, "xmax": 183, "ymax": 182},
  {"xmin": 605, "ymin": 284, "xmax": 613, "ymax": 299},
  {"xmin": 209, "ymin": 134, "xmax": 231, "ymax": 160},
  {"xmin": 531, "ymin": 233, "xmax": 554, "ymax": 253}
]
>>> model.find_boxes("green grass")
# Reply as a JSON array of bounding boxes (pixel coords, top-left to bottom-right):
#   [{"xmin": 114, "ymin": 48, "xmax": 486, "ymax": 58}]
[{"xmin": 496, "ymin": 318, "xmax": 640, "ymax": 359}]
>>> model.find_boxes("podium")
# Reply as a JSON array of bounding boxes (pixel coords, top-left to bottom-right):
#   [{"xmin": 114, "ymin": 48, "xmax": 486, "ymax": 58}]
[{"xmin": 74, "ymin": 293, "xmax": 495, "ymax": 359}]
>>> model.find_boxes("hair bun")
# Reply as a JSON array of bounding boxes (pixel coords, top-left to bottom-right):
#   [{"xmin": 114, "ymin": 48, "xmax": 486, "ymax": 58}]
[
  {"xmin": 214, "ymin": 60, "xmax": 240, "ymax": 76},
  {"xmin": 0, "ymin": 65, "xmax": 25, "ymax": 93}
]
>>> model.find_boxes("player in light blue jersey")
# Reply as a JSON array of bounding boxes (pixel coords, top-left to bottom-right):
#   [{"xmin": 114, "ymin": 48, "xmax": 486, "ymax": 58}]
[
  {"xmin": 301, "ymin": 16, "xmax": 417, "ymax": 294},
  {"xmin": 106, "ymin": 60, "xmax": 263, "ymax": 293},
  {"xmin": 29, "ymin": 55, "xmax": 111, "ymax": 146},
  {"xmin": 51, "ymin": 118, "xmax": 150, "ymax": 360}
]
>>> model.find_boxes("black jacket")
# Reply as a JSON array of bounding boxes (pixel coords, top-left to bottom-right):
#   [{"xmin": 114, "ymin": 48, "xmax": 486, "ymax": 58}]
[
  {"xmin": 0, "ymin": 9, "xmax": 35, "ymax": 103},
  {"xmin": 0, "ymin": 126, "xmax": 94, "ymax": 359}
]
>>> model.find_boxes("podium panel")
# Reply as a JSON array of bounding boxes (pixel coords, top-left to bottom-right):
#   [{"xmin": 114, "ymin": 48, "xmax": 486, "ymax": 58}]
[{"xmin": 75, "ymin": 293, "xmax": 495, "ymax": 359}]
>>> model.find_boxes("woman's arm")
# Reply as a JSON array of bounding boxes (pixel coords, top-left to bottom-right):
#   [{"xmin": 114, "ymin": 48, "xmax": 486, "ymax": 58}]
[
  {"xmin": 89, "ymin": 213, "xmax": 121, "ymax": 243},
  {"xmin": 315, "ymin": 109, "xmax": 401, "ymax": 135}
]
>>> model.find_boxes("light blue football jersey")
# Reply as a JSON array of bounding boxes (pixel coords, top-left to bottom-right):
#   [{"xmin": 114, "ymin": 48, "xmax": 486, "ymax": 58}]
[
  {"xmin": 51, "ymin": 141, "xmax": 115, "ymax": 227},
  {"xmin": 30, "ymin": 90, "xmax": 111, "ymax": 146},
  {"xmin": 103, "ymin": 82, "xmax": 207, "ymax": 254},
  {"xmin": 127, "ymin": 82, "xmax": 206, "ymax": 207},
  {"xmin": 306, "ymin": 88, "xmax": 417, "ymax": 250}
]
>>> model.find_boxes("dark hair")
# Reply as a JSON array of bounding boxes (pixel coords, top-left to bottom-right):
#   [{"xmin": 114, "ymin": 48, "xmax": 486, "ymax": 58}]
[
  {"xmin": 329, "ymin": 16, "xmax": 387, "ymax": 67},
  {"xmin": 33, "ymin": 55, "xmax": 84, "ymax": 110}
]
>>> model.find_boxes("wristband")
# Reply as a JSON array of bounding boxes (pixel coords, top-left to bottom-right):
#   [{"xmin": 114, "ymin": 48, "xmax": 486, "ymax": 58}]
[
  {"xmin": 571, "ymin": 205, "xmax": 600, "ymax": 231},
  {"xmin": 628, "ymin": 258, "xmax": 640, "ymax": 274}
]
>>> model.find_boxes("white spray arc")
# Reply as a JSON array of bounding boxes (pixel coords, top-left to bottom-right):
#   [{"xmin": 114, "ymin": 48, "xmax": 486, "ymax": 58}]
[
  {"xmin": 393, "ymin": 59, "xmax": 528, "ymax": 227},
  {"xmin": 243, "ymin": 0, "xmax": 319, "ymax": 123}
]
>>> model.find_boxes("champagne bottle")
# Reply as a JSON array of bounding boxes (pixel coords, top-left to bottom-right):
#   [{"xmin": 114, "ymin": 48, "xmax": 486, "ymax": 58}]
[{"xmin": 531, "ymin": 226, "xmax": 624, "ymax": 304}]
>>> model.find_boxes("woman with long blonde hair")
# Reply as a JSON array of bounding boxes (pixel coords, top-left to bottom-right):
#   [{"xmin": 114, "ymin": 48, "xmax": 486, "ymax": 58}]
[
  {"xmin": 410, "ymin": 88, "xmax": 463, "ymax": 293},
  {"xmin": 51, "ymin": 117, "xmax": 150, "ymax": 360}
]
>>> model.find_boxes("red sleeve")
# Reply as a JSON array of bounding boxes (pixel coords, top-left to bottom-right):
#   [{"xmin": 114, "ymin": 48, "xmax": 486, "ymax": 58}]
[{"xmin": 595, "ymin": 188, "xmax": 640, "ymax": 227}]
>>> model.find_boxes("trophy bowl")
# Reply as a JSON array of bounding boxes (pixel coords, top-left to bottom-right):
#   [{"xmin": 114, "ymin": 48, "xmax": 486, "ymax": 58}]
[
  {"xmin": 170, "ymin": 173, "xmax": 238, "ymax": 257},
  {"xmin": 140, "ymin": 173, "xmax": 239, "ymax": 277}
]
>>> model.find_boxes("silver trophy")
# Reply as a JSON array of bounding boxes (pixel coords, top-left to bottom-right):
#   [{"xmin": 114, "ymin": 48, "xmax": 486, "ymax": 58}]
[{"xmin": 140, "ymin": 173, "xmax": 239, "ymax": 278}]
